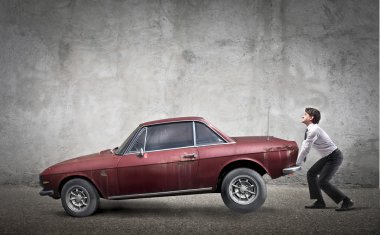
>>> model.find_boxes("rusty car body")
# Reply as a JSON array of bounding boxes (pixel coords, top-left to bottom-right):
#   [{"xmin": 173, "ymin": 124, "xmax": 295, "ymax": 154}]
[{"xmin": 39, "ymin": 117, "xmax": 299, "ymax": 217}]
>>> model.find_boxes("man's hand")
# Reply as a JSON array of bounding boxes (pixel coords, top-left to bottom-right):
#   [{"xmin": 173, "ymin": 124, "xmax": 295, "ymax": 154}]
[{"xmin": 296, "ymin": 155, "xmax": 307, "ymax": 166}]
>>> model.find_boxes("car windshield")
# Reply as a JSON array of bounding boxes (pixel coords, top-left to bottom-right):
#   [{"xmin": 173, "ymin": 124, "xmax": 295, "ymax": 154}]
[{"xmin": 115, "ymin": 126, "xmax": 140, "ymax": 155}]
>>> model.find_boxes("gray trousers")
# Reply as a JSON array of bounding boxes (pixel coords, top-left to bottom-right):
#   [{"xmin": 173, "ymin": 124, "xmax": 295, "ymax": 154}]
[{"xmin": 307, "ymin": 149, "xmax": 346, "ymax": 204}]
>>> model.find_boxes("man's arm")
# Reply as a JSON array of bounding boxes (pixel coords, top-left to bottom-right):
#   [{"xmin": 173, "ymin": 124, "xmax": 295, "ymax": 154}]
[{"xmin": 296, "ymin": 127, "xmax": 318, "ymax": 165}]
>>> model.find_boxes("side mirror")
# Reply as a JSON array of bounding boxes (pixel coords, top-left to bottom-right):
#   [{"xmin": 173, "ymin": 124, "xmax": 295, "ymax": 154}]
[{"xmin": 137, "ymin": 148, "xmax": 144, "ymax": 158}]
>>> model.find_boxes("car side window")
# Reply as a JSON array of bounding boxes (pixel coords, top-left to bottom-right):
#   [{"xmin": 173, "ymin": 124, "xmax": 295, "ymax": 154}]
[
  {"xmin": 145, "ymin": 122, "xmax": 194, "ymax": 151},
  {"xmin": 128, "ymin": 128, "xmax": 146, "ymax": 152},
  {"xmin": 195, "ymin": 122, "xmax": 225, "ymax": 146}
]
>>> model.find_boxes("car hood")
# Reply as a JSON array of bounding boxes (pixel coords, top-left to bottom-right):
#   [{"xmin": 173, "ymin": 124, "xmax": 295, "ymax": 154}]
[
  {"xmin": 56, "ymin": 150, "xmax": 105, "ymax": 165},
  {"xmin": 41, "ymin": 149, "xmax": 118, "ymax": 175}
]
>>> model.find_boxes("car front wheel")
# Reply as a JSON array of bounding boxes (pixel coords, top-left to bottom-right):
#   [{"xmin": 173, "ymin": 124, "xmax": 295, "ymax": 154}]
[
  {"xmin": 221, "ymin": 168, "xmax": 267, "ymax": 213},
  {"xmin": 61, "ymin": 178, "xmax": 99, "ymax": 217}
]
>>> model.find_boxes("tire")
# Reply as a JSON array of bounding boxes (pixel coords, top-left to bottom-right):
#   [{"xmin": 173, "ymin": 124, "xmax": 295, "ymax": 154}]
[
  {"xmin": 61, "ymin": 178, "xmax": 99, "ymax": 217},
  {"xmin": 221, "ymin": 168, "xmax": 267, "ymax": 213}
]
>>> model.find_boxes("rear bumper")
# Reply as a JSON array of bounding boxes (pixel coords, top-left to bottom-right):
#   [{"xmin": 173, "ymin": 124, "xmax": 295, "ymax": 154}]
[{"xmin": 282, "ymin": 166, "xmax": 301, "ymax": 175}]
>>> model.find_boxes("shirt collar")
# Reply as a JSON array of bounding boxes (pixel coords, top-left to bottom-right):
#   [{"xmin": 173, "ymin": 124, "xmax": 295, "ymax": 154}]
[{"xmin": 307, "ymin": 123, "xmax": 316, "ymax": 131}]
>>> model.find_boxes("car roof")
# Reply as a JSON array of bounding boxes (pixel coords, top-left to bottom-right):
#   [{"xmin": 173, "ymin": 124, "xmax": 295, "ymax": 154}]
[{"xmin": 140, "ymin": 116, "xmax": 208, "ymax": 126}]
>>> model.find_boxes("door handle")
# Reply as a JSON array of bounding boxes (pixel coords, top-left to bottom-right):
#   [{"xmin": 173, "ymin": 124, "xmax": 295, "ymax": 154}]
[{"xmin": 182, "ymin": 154, "xmax": 197, "ymax": 159}]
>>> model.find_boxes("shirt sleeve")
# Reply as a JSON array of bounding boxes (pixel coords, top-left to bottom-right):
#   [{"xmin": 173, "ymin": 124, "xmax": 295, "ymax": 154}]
[{"xmin": 296, "ymin": 126, "xmax": 319, "ymax": 165}]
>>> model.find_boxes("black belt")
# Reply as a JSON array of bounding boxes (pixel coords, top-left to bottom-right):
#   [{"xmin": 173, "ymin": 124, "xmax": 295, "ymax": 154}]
[{"xmin": 326, "ymin": 148, "xmax": 340, "ymax": 158}]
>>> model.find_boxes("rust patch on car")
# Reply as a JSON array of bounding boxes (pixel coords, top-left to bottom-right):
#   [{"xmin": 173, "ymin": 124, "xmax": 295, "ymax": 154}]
[
  {"xmin": 100, "ymin": 170, "xmax": 107, "ymax": 177},
  {"xmin": 264, "ymin": 145, "xmax": 295, "ymax": 152}
]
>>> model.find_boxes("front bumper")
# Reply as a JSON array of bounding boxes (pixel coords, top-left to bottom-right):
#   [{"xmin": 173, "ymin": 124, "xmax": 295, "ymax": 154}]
[
  {"xmin": 39, "ymin": 189, "xmax": 54, "ymax": 196},
  {"xmin": 282, "ymin": 166, "xmax": 301, "ymax": 175}
]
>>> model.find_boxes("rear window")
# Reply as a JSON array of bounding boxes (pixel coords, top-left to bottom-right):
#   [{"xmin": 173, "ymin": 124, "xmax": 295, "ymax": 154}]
[{"xmin": 195, "ymin": 122, "xmax": 225, "ymax": 146}]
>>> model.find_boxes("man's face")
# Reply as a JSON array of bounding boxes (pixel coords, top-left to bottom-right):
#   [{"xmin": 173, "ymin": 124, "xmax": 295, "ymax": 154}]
[{"xmin": 302, "ymin": 112, "xmax": 314, "ymax": 125}]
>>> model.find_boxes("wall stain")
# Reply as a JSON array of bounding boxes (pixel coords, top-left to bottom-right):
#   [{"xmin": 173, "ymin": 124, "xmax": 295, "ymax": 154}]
[
  {"xmin": 182, "ymin": 50, "xmax": 196, "ymax": 63},
  {"xmin": 58, "ymin": 40, "xmax": 71, "ymax": 68}
]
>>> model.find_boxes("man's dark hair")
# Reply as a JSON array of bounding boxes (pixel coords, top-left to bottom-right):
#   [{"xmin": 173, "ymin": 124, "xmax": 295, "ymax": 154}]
[{"xmin": 305, "ymin": 107, "xmax": 321, "ymax": 124}]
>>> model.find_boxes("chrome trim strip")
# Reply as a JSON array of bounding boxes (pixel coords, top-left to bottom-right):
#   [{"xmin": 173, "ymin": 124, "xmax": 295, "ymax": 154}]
[
  {"xmin": 146, "ymin": 145, "xmax": 197, "ymax": 153},
  {"xmin": 144, "ymin": 127, "xmax": 147, "ymax": 150},
  {"xmin": 192, "ymin": 121, "xmax": 196, "ymax": 146},
  {"xmin": 109, "ymin": 187, "xmax": 213, "ymax": 200},
  {"xmin": 196, "ymin": 142, "xmax": 235, "ymax": 147},
  {"xmin": 124, "ymin": 141, "xmax": 236, "ymax": 155}
]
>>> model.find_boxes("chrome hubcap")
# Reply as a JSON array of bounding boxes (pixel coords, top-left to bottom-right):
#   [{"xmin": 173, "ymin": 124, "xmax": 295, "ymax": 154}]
[
  {"xmin": 66, "ymin": 186, "xmax": 89, "ymax": 212},
  {"xmin": 229, "ymin": 175, "xmax": 258, "ymax": 205}
]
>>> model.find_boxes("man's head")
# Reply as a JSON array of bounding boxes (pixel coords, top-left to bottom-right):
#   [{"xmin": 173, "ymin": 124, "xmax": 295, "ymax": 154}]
[{"xmin": 302, "ymin": 107, "xmax": 321, "ymax": 125}]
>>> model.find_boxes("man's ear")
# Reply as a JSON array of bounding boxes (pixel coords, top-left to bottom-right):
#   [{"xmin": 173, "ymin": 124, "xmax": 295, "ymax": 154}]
[{"xmin": 310, "ymin": 116, "xmax": 314, "ymax": 121}]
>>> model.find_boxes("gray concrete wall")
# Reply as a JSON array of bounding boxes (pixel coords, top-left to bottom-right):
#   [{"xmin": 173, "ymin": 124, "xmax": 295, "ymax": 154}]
[{"xmin": 0, "ymin": 0, "xmax": 378, "ymax": 187}]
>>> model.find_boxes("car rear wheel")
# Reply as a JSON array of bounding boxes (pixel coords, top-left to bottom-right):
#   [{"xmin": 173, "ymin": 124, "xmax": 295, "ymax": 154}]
[
  {"xmin": 221, "ymin": 168, "xmax": 267, "ymax": 213},
  {"xmin": 61, "ymin": 178, "xmax": 99, "ymax": 217}
]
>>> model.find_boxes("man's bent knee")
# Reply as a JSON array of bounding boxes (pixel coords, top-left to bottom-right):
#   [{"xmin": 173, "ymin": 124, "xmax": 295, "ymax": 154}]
[{"xmin": 318, "ymin": 179, "xmax": 330, "ymax": 189}]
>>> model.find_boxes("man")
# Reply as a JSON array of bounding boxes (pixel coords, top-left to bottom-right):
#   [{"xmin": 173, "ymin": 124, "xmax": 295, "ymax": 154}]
[{"xmin": 296, "ymin": 107, "xmax": 354, "ymax": 211}]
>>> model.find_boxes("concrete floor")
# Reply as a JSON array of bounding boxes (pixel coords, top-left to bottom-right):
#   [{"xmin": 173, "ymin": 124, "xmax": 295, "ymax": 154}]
[{"xmin": 0, "ymin": 185, "xmax": 379, "ymax": 234}]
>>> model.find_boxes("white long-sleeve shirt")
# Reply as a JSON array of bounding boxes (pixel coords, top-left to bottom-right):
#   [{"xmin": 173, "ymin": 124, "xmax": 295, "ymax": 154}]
[{"xmin": 296, "ymin": 124, "xmax": 337, "ymax": 166}]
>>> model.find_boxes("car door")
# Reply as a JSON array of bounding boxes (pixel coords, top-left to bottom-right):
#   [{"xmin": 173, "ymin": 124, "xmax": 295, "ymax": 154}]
[
  {"xmin": 117, "ymin": 127, "xmax": 169, "ymax": 195},
  {"xmin": 145, "ymin": 121, "xmax": 199, "ymax": 191},
  {"xmin": 116, "ymin": 122, "xmax": 199, "ymax": 196}
]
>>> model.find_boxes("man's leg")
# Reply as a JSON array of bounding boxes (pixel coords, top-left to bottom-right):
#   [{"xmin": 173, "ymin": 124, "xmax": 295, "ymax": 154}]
[
  {"xmin": 318, "ymin": 150, "xmax": 346, "ymax": 203},
  {"xmin": 307, "ymin": 157, "xmax": 329, "ymax": 201}
]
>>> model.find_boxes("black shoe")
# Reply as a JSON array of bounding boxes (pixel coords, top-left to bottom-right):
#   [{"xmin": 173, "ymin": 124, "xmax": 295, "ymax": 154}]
[
  {"xmin": 336, "ymin": 199, "xmax": 354, "ymax": 211},
  {"xmin": 305, "ymin": 200, "xmax": 326, "ymax": 209}
]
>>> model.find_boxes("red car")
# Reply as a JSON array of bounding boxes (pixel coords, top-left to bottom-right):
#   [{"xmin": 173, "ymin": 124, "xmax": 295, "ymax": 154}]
[{"xmin": 39, "ymin": 117, "xmax": 300, "ymax": 217}]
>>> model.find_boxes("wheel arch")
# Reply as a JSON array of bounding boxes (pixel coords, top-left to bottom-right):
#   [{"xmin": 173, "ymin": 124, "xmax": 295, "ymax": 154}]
[
  {"xmin": 58, "ymin": 175, "xmax": 104, "ymax": 198},
  {"xmin": 216, "ymin": 160, "xmax": 268, "ymax": 193}
]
